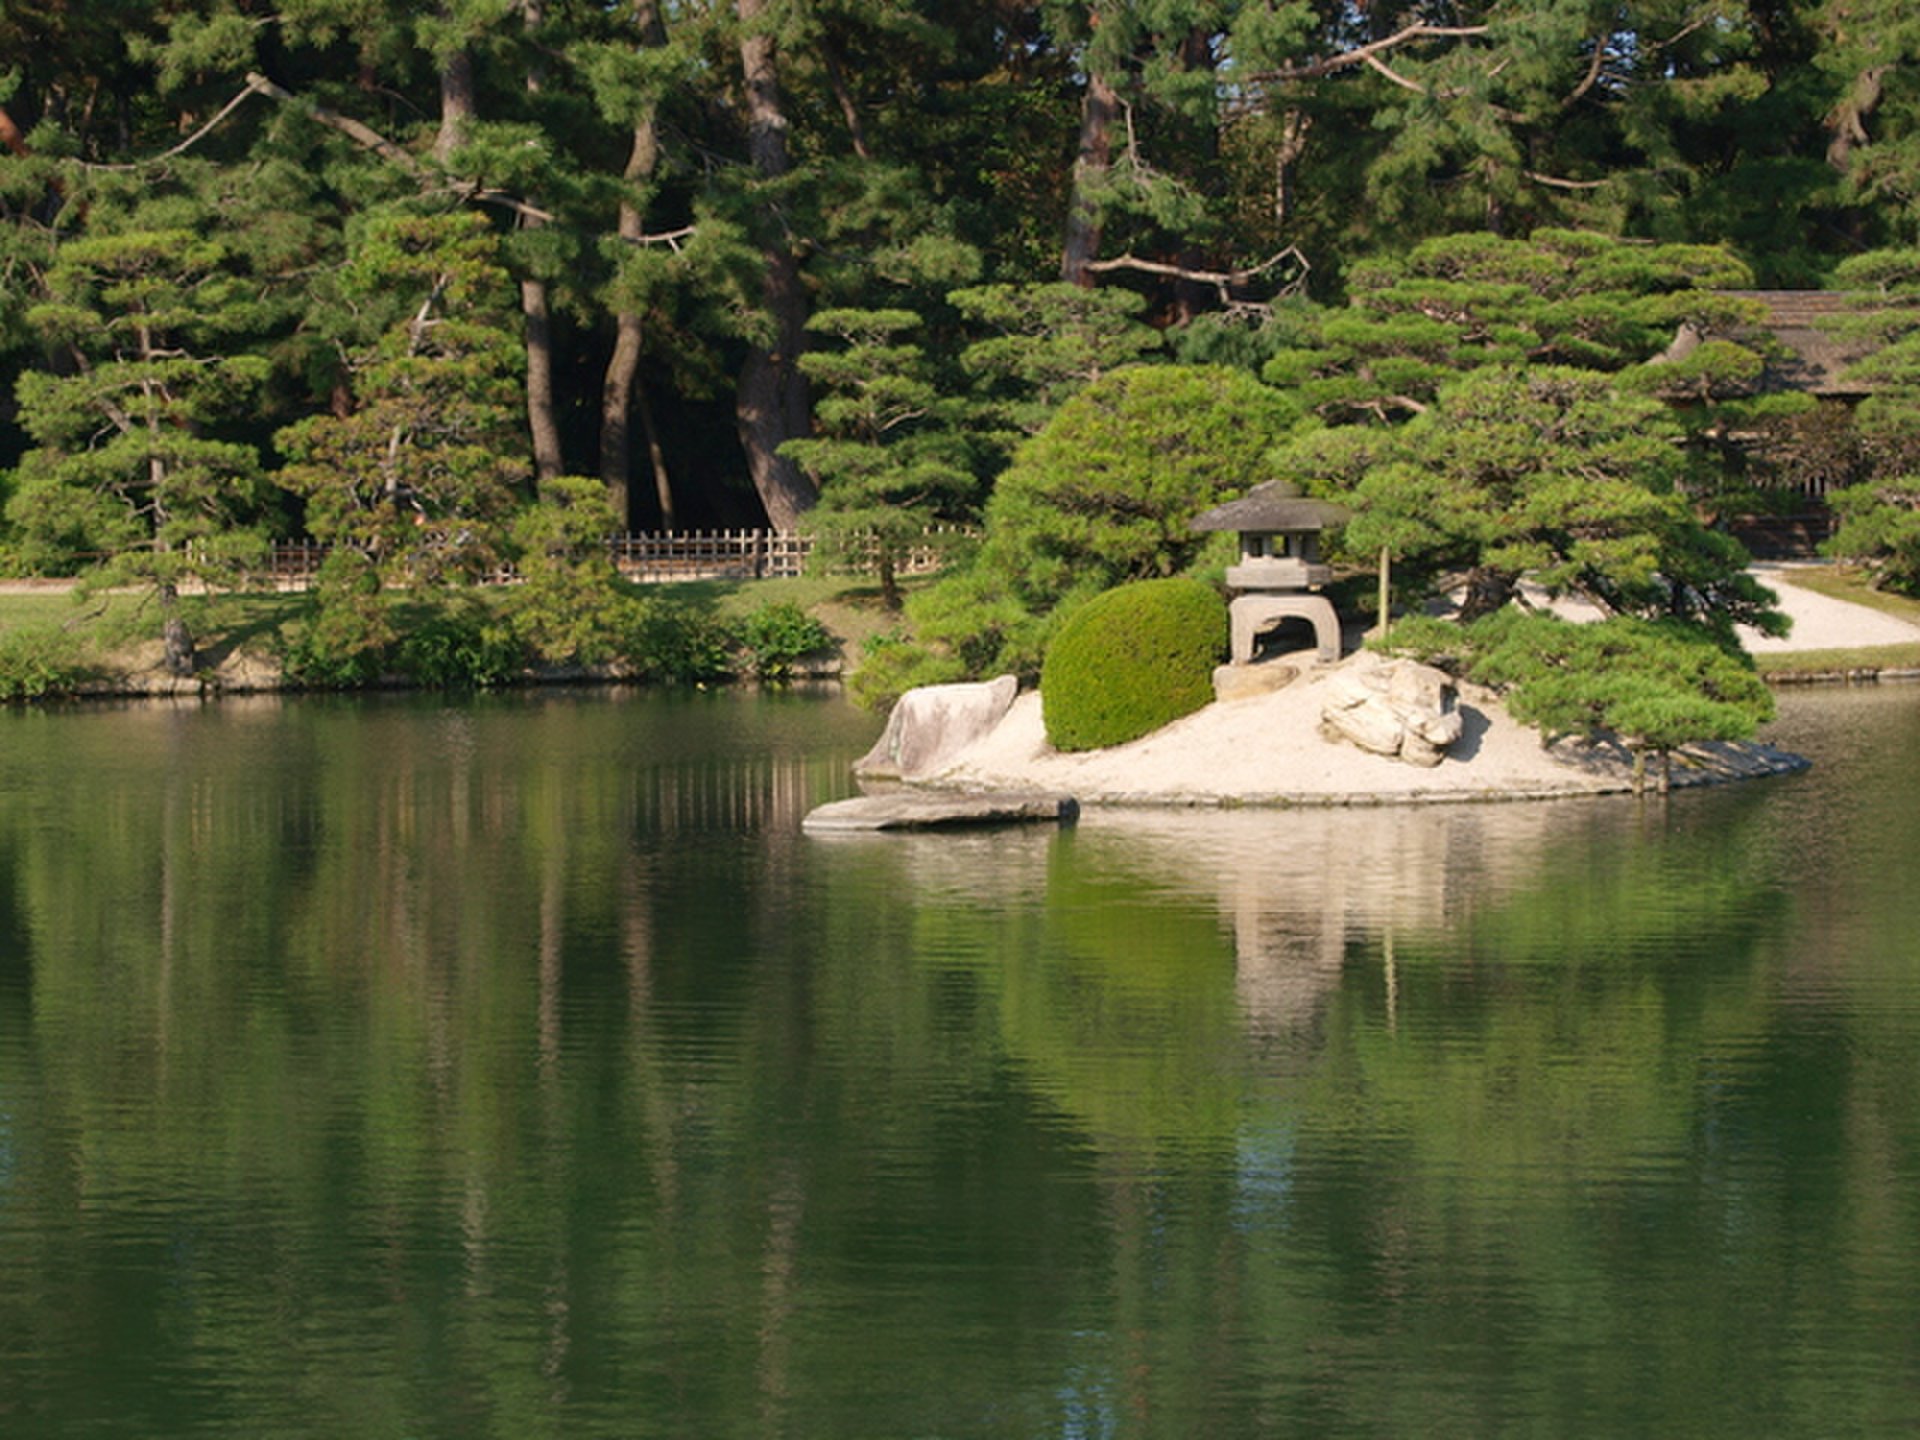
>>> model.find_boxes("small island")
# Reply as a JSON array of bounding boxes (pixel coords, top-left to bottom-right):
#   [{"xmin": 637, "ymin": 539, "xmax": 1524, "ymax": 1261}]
[{"xmin": 827, "ymin": 645, "xmax": 1808, "ymax": 827}]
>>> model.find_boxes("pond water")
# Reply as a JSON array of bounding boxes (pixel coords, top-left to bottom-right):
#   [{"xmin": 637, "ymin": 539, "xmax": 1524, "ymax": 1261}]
[{"xmin": 1, "ymin": 683, "xmax": 1918, "ymax": 1438}]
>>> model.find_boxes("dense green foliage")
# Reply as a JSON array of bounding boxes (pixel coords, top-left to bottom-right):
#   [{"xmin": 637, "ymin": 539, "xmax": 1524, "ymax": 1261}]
[
  {"xmin": 905, "ymin": 364, "xmax": 1297, "ymax": 678},
  {"xmin": 1817, "ymin": 251, "xmax": 1920, "ymax": 590},
  {"xmin": 6, "ymin": 2, "xmax": 1920, "ymax": 705},
  {"xmin": 0, "ymin": 625, "xmax": 92, "ymax": 700},
  {"xmin": 1826, "ymin": 476, "xmax": 1920, "ymax": 591},
  {"xmin": 273, "ymin": 585, "xmax": 827, "ymax": 692},
  {"xmin": 1040, "ymin": 576, "xmax": 1225, "ymax": 751},
  {"xmin": 784, "ymin": 308, "xmax": 977, "ymax": 608},
  {"xmin": 736, "ymin": 600, "xmax": 834, "ymax": 679},
  {"xmin": 1293, "ymin": 362, "xmax": 1786, "ymax": 638}
]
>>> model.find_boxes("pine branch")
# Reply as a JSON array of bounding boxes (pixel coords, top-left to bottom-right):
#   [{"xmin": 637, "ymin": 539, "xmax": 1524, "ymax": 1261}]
[
  {"xmin": 1524, "ymin": 171, "xmax": 1608, "ymax": 191},
  {"xmin": 79, "ymin": 82, "xmax": 266, "ymax": 171},
  {"xmin": 1081, "ymin": 246, "xmax": 1310, "ymax": 305},
  {"xmin": 1242, "ymin": 24, "xmax": 1491, "ymax": 87},
  {"xmin": 243, "ymin": 72, "xmax": 560, "ymax": 226}
]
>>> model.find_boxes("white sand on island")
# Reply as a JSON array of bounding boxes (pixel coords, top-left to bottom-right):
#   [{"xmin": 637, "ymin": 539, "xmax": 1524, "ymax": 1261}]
[{"xmin": 917, "ymin": 566, "xmax": 1893, "ymax": 807}]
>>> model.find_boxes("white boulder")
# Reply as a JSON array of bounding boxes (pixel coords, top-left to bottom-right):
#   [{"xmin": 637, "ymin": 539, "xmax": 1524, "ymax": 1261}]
[
  {"xmin": 1319, "ymin": 655, "xmax": 1465, "ymax": 767},
  {"xmin": 854, "ymin": 675, "xmax": 1021, "ymax": 781}
]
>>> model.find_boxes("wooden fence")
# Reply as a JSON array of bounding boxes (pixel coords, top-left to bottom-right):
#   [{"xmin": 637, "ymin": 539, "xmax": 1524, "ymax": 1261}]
[
  {"xmin": 263, "ymin": 529, "xmax": 959, "ymax": 590},
  {"xmin": 610, "ymin": 529, "xmax": 812, "ymax": 581}
]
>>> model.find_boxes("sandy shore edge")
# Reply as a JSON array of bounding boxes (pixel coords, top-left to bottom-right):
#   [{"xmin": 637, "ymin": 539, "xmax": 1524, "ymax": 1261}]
[{"xmin": 912, "ymin": 661, "xmax": 1810, "ymax": 808}]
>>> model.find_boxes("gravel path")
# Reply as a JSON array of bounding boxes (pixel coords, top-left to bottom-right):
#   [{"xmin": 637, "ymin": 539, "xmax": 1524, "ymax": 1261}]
[{"xmin": 1739, "ymin": 562, "xmax": 1920, "ymax": 652}]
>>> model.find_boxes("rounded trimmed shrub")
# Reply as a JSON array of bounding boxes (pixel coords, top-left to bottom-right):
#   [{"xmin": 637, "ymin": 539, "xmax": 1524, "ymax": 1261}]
[{"xmin": 1040, "ymin": 577, "xmax": 1227, "ymax": 752}]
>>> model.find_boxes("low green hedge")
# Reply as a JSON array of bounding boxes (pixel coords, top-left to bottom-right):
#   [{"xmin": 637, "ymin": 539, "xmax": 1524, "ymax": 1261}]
[
  {"xmin": 1040, "ymin": 577, "xmax": 1226, "ymax": 751},
  {"xmin": 0, "ymin": 625, "xmax": 92, "ymax": 700}
]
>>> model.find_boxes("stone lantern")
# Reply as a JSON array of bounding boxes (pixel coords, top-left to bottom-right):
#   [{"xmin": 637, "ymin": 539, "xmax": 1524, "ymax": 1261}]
[{"xmin": 1190, "ymin": 481, "xmax": 1351, "ymax": 665}]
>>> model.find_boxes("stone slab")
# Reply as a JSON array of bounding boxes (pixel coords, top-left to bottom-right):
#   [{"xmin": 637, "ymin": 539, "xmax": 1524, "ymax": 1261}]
[
  {"xmin": 802, "ymin": 790, "xmax": 1079, "ymax": 834},
  {"xmin": 1213, "ymin": 660, "xmax": 1298, "ymax": 703}
]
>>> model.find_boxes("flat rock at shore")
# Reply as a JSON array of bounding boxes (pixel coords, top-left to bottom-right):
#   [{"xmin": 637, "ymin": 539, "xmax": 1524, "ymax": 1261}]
[{"xmin": 802, "ymin": 790, "xmax": 1079, "ymax": 833}]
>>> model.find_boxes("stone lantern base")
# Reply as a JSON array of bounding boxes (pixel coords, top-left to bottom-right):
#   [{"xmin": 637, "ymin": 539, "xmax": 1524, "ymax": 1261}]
[{"xmin": 1228, "ymin": 593, "xmax": 1343, "ymax": 665}]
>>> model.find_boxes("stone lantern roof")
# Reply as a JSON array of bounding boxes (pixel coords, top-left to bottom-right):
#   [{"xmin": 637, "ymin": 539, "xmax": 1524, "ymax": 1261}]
[{"xmin": 1189, "ymin": 480, "xmax": 1351, "ymax": 536}]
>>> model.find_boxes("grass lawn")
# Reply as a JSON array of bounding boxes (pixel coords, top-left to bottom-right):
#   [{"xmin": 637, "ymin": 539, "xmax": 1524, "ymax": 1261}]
[
  {"xmin": 0, "ymin": 572, "xmax": 911, "ymax": 687},
  {"xmin": 672, "ymin": 573, "xmax": 913, "ymax": 656}
]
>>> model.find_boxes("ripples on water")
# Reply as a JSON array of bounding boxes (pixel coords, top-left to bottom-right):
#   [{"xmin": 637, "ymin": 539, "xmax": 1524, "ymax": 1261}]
[{"xmin": 1, "ymin": 684, "xmax": 1918, "ymax": 1437}]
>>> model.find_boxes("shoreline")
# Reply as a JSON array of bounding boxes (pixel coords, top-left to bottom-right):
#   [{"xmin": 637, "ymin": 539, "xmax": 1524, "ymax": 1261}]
[
  {"xmin": 9, "ymin": 563, "xmax": 1920, "ymax": 711},
  {"xmin": 907, "ymin": 670, "xmax": 1810, "ymax": 811}
]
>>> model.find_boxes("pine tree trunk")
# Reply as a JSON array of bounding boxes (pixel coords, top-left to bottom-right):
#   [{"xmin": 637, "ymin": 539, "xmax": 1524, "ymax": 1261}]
[
  {"xmin": 0, "ymin": 104, "xmax": 29, "ymax": 157},
  {"xmin": 1456, "ymin": 565, "xmax": 1516, "ymax": 623},
  {"xmin": 435, "ymin": 42, "xmax": 476, "ymax": 162},
  {"xmin": 1061, "ymin": 69, "xmax": 1119, "ymax": 287},
  {"xmin": 522, "ymin": 276, "xmax": 564, "ymax": 487},
  {"xmin": 599, "ymin": 0, "xmax": 670, "ymax": 530},
  {"xmin": 601, "ymin": 311, "xmax": 642, "ymax": 530},
  {"xmin": 637, "ymin": 378, "xmax": 674, "ymax": 527},
  {"xmin": 1827, "ymin": 64, "xmax": 1889, "ymax": 172},
  {"xmin": 520, "ymin": 0, "xmax": 563, "ymax": 489},
  {"xmin": 160, "ymin": 581, "xmax": 195, "ymax": 677},
  {"xmin": 735, "ymin": 0, "xmax": 815, "ymax": 531}
]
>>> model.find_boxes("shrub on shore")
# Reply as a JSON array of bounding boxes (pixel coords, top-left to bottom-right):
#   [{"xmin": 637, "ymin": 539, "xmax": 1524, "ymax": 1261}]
[
  {"xmin": 0, "ymin": 626, "xmax": 92, "ymax": 701},
  {"xmin": 1040, "ymin": 578, "xmax": 1226, "ymax": 752}
]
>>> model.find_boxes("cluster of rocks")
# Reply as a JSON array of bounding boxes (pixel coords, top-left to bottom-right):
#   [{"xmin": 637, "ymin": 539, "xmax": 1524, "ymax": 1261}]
[{"xmin": 1316, "ymin": 655, "xmax": 1464, "ymax": 767}]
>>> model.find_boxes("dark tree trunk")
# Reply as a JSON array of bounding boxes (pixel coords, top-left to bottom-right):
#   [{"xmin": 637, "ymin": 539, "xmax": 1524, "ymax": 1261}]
[
  {"xmin": 637, "ymin": 378, "xmax": 674, "ymax": 527},
  {"xmin": 160, "ymin": 582, "xmax": 195, "ymax": 677},
  {"xmin": 522, "ymin": 276, "xmax": 564, "ymax": 487},
  {"xmin": 820, "ymin": 40, "xmax": 871, "ymax": 159},
  {"xmin": 520, "ymin": 0, "xmax": 563, "ymax": 489},
  {"xmin": 601, "ymin": 310, "xmax": 643, "ymax": 530},
  {"xmin": 1062, "ymin": 69, "xmax": 1120, "ymax": 287},
  {"xmin": 1171, "ymin": 27, "xmax": 1215, "ymax": 322},
  {"xmin": 735, "ymin": 0, "xmax": 815, "ymax": 530},
  {"xmin": 0, "ymin": 104, "xmax": 29, "ymax": 157},
  {"xmin": 735, "ymin": 247, "xmax": 814, "ymax": 531},
  {"xmin": 1456, "ymin": 565, "xmax": 1517, "ymax": 623},
  {"xmin": 599, "ymin": 0, "xmax": 670, "ymax": 530},
  {"xmin": 1828, "ymin": 64, "xmax": 1889, "ymax": 172},
  {"xmin": 435, "ymin": 42, "xmax": 476, "ymax": 162}
]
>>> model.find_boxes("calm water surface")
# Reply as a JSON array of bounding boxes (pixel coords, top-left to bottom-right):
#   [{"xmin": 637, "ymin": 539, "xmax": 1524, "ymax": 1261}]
[{"xmin": 1, "ymin": 683, "xmax": 1918, "ymax": 1437}]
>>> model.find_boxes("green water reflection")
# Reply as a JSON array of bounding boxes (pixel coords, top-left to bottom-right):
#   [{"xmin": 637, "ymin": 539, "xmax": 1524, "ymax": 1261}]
[{"xmin": 1, "ymin": 685, "xmax": 1917, "ymax": 1437}]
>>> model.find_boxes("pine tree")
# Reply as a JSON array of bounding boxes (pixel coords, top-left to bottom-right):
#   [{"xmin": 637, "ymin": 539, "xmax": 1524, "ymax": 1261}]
[
  {"xmin": 275, "ymin": 210, "xmax": 528, "ymax": 647},
  {"xmin": 781, "ymin": 308, "xmax": 975, "ymax": 608},
  {"xmin": 8, "ymin": 221, "xmax": 272, "ymax": 673}
]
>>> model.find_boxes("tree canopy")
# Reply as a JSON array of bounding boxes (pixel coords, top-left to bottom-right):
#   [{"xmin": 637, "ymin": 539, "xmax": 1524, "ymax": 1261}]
[{"xmin": 4, "ymin": 0, "xmax": 1918, "ymax": 715}]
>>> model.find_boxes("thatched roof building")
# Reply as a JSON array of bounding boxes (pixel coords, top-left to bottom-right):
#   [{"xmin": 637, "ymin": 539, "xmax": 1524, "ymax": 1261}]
[{"xmin": 1658, "ymin": 291, "xmax": 1877, "ymax": 398}]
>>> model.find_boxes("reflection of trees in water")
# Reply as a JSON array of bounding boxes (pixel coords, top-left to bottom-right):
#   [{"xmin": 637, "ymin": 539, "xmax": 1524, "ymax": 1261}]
[
  {"xmin": 1037, "ymin": 801, "xmax": 1707, "ymax": 1038},
  {"xmin": 632, "ymin": 755, "xmax": 837, "ymax": 838},
  {"xmin": 4, "ymin": 692, "xmax": 1916, "ymax": 1436},
  {"xmin": 0, "ymin": 692, "xmax": 890, "ymax": 1434},
  {"xmin": 822, "ymin": 795, "xmax": 1797, "ymax": 1171}
]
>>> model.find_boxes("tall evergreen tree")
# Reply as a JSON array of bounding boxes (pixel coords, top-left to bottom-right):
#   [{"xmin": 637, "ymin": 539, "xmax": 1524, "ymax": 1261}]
[
  {"xmin": 782, "ymin": 307, "xmax": 975, "ymax": 607},
  {"xmin": 275, "ymin": 210, "xmax": 527, "ymax": 645},
  {"xmin": 8, "ymin": 219, "xmax": 271, "ymax": 672}
]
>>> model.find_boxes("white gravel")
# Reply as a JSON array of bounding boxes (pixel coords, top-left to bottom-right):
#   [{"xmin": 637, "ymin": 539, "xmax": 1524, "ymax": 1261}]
[{"xmin": 1738, "ymin": 562, "xmax": 1920, "ymax": 652}]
